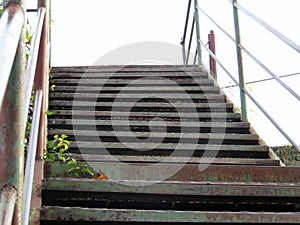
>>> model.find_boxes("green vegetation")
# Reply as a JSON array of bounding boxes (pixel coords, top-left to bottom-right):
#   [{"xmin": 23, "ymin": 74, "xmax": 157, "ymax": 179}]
[
  {"xmin": 45, "ymin": 134, "xmax": 94, "ymax": 178},
  {"xmin": 0, "ymin": 2, "xmax": 3, "ymax": 17},
  {"xmin": 272, "ymin": 146, "xmax": 300, "ymax": 166}
]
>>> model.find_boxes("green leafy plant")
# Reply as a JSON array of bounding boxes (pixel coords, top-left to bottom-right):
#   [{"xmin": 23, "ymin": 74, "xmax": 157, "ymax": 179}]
[
  {"xmin": 46, "ymin": 134, "xmax": 70, "ymax": 162},
  {"xmin": 50, "ymin": 84, "xmax": 56, "ymax": 91},
  {"xmin": 67, "ymin": 158, "xmax": 95, "ymax": 178},
  {"xmin": 45, "ymin": 134, "xmax": 94, "ymax": 178},
  {"xmin": 45, "ymin": 110, "xmax": 53, "ymax": 116}
]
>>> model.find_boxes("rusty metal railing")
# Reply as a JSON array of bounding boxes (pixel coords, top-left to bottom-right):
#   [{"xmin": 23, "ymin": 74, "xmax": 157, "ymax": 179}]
[
  {"xmin": 0, "ymin": 3, "xmax": 24, "ymax": 113},
  {"xmin": 0, "ymin": 186, "xmax": 17, "ymax": 225},
  {"xmin": 181, "ymin": 0, "xmax": 300, "ymax": 152},
  {"xmin": 0, "ymin": 0, "xmax": 49, "ymax": 224},
  {"xmin": 23, "ymin": 1, "xmax": 50, "ymax": 224},
  {"xmin": 0, "ymin": 1, "xmax": 26, "ymax": 224},
  {"xmin": 22, "ymin": 5, "xmax": 48, "ymax": 224}
]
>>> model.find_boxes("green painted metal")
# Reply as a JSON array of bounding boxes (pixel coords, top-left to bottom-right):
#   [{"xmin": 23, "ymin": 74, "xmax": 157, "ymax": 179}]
[
  {"xmin": 232, "ymin": 0, "xmax": 247, "ymax": 122},
  {"xmin": 41, "ymin": 207, "xmax": 300, "ymax": 223},
  {"xmin": 0, "ymin": 1, "xmax": 26, "ymax": 224},
  {"xmin": 193, "ymin": 0, "xmax": 202, "ymax": 65},
  {"xmin": 63, "ymin": 154, "xmax": 280, "ymax": 166},
  {"xmin": 45, "ymin": 162, "xmax": 300, "ymax": 183},
  {"xmin": 0, "ymin": 186, "xmax": 17, "ymax": 225},
  {"xmin": 43, "ymin": 178, "xmax": 300, "ymax": 197},
  {"xmin": 27, "ymin": 2, "xmax": 50, "ymax": 225},
  {"xmin": 0, "ymin": 4, "xmax": 24, "ymax": 108}
]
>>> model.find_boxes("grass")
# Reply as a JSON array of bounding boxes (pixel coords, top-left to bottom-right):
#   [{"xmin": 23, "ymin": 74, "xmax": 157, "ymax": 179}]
[{"xmin": 272, "ymin": 146, "xmax": 300, "ymax": 166}]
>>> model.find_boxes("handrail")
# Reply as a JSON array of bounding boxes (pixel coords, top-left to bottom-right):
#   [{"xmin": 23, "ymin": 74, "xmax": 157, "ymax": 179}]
[
  {"xmin": 183, "ymin": 0, "xmax": 300, "ymax": 151},
  {"xmin": 222, "ymin": 72, "xmax": 300, "ymax": 89},
  {"xmin": 22, "ymin": 90, "xmax": 43, "ymax": 225},
  {"xmin": 231, "ymin": 0, "xmax": 300, "ymax": 54},
  {"xmin": 181, "ymin": 0, "xmax": 192, "ymax": 46},
  {"xmin": 198, "ymin": 38, "xmax": 300, "ymax": 153},
  {"xmin": 24, "ymin": 7, "xmax": 46, "ymax": 128},
  {"xmin": 0, "ymin": 4, "xmax": 24, "ymax": 108},
  {"xmin": 180, "ymin": 0, "xmax": 201, "ymax": 65},
  {"xmin": 186, "ymin": 16, "xmax": 195, "ymax": 64},
  {"xmin": 196, "ymin": 5, "xmax": 300, "ymax": 102},
  {"xmin": 22, "ymin": 5, "xmax": 48, "ymax": 225},
  {"xmin": 0, "ymin": 1, "xmax": 48, "ymax": 224},
  {"xmin": 181, "ymin": 0, "xmax": 192, "ymax": 64}
]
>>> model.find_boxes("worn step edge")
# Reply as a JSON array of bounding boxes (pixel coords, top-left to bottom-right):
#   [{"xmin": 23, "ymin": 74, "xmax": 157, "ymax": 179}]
[
  {"xmin": 70, "ymin": 141, "xmax": 269, "ymax": 153},
  {"xmin": 52, "ymin": 86, "xmax": 220, "ymax": 93},
  {"xmin": 64, "ymin": 154, "xmax": 279, "ymax": 166},
  {"xmin": 50, "ymin": 110, "xmax": 241, "ymax": 120},
  {"xmin": 49, "ymin": 79, "xmax": 214, "ymax": 86},
  {"xmin": 48, "ymin": 129, "xmax": 259, "ymax": 141},
  {"xmin": 49, "ymin": 119, "xmax": 249, "ymax": 129},
  {"xmin": 49, "ymin": 93, "xmax": 225, "ymax": 100},
  {"xmin": 40, "ymin": 206, "xmax": 300, "ymax": 223},
  {"xmin": 49, "ymin": 101, "xmax": 232, "ymax": 108},
  {"xmin": 50, "ymin": 72, "xmax": 209, "ymax": 79},
  {"xmin": 42, "ymin": 178, "xmax": 300, "ymax": 197},
  {"xmin": 50, "ymin": 65, "xmax": 203, "ymax": 73},
  {"xmin": 45, "ymin": 162, "xmax": 300, "ymax": 183}
]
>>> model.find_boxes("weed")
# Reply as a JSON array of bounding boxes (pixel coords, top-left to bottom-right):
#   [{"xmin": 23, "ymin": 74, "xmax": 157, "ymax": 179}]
[{"xmin": 45, "ymin": 134, "xmax": 94, "ymax": 178}]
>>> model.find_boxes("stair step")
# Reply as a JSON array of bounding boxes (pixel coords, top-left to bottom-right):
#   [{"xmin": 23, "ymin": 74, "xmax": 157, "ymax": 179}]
[
  {"xmin": 43, "ymin": 178, "xmax": 300, "ymax": 198},
  {"xmin": 47, "ymin": 164, "xmax": 299, "ymax": 183},
  {"xmin": 40, "ymin": 206, "xmax": 300, "ymax": 224},
  {"xmin": 48, "ymin": 129, "xmax": 259, "ymax": 144},
  {"xmin": 49, "ymin": 101, "xmax": 232, "ymax": 112},
  {"xmin": 51, "ymin": 142, "xmax": 268, "ymax": 158},
  {"xmin": 51, "ymin": 71, "xmax": 208, "ymax": 79},
  {"xmin": 49, "ymin": 93, "xmax": 226, "ymax": 103},
  {"xmin": 50, "ymin": 78, "xmax": 214, "ymax": 86},
  {"xmin": 51, "ymin": 65, "xmax": 203, "ymax": 73},
  {"xmin": 50, "ymin": 110, "xmax": 241, "ymax": 121},
  {"xmin": 42, "ymin": 179, "xmax": 300, "ymax": 210},
  {"xmin": 64, "ymin": 154, "xmax": 280, "ymax": 166},
  {"xmin": 52, "ymin": 85, "xmax": 220, "ymax": 93},
  {"xmin": 48, "ymin": 119, "xmax": 250, "ymax": 133}
]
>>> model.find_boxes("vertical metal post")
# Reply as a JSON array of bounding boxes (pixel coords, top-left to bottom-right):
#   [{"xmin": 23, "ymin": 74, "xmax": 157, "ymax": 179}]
[
  {"xmin": 208, "ymin": 30, "xmax": 217, "ymax": 80},
  {"xmin": 232, "ymin": 0, "xmax": 247, "ymax": 122},
  {"xmin": 193, "ymin": 0, "xmax": 202, "ymax": 65},
  {"xmin": 186, "ymin": 16, "xmax": 195, "ymax": 65},
  {"xmin": 181, "ymin": 0, "xmax": 192, "ymax": 65},
  {"xmin": 181, "ymin": 40, "xmax": 186, "ymax": 65}
]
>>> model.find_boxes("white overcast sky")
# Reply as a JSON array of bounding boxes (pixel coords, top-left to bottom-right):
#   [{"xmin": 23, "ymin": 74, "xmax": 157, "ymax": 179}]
[{"xmin": 21, "ymin": 0, "xmax": 300, "ymax": 146}]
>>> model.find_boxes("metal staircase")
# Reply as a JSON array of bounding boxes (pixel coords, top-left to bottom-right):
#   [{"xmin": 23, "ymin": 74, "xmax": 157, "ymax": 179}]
[
  {"xmin": 40, "ymin": 65, "xmax": 300, "ymax": 224},
  {"xmin": 0, "ymin": 0, "xmax": 300, "ymax": 224}
]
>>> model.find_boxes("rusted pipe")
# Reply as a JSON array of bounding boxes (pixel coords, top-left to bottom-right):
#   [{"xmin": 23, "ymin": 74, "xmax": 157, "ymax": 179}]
[
  {"xmin": 208, "ymin": 30, "xmax": 217, "ymax": 80},
  {"xmin": 27, "ymin": 1, "xmax": 50, "ymax": 225},
  {"xmin": 0, "ymin": 186, "xmax": 17, "ymax": 225},
  {"xmin": 35, "ymin": 1, "xmax": 49, "ymax": 159},
  {"xmin": 0, "ymin": 4, "xmax": 24, "ymax": 109},
  {"xmin": 0, "ymin": 1, "xmax": 26, "ymax": 224}
]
